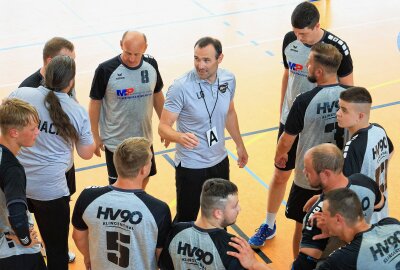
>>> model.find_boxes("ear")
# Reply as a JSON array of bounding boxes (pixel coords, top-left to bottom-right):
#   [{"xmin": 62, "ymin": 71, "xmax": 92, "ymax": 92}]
[
  {"xmin": 44, "ymin": 57, "xmax": 52, "ymax": 66},
  {"xmin": 120, "ymin": 40, "xmax": 123, "ymax": 50},
  {"xmin": 217, "ymin": 53, "xmax": 224, "ymax": 64},
  {"xmin": 213, "ymin": 208, "xmax": 223, "ymax": 220},
  {"xmin": 316, "ymin": 66, "xmax": 324, "ymax": 77},
  {"xmin": 8, "ymin": 128, "xmax": 19, "ymax": 139},
  {"xmin": 336, "ymin": 213, "xmax": 345, "ymax": 225},
  {"xmin": 314, "ymin": 22, "xmax": 321, "ymax": 30},
  {"xmin": 138, "ymin": 165, "xmax": 147, "ymax": 177},
  {"xmin": 320, "ymin": 169, "xmax": 331, "ymax": 181},
  {"xmin": 358, "ymin": 111, "xmax": 366, "ymax": 122}
]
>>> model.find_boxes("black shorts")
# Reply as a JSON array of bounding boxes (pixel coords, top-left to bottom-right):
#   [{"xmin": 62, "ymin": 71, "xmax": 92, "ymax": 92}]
[
  {"xmin": 285, "ymin": 183, "xmax": 321, "ymax": 223},
  {"xmin": 0, "ymin": 252, "xmax": 47, "ymax": 270},
  {"xmin": 105, "ymin": 145, "xmax": 157, "ymax": 185},
  {"xmin": 275, "ymin": 122, "xmax": 298, "ymax": 171},
  {"xmin": 175, "ymin": 156, "xmax": 230, "ymax": 222}
]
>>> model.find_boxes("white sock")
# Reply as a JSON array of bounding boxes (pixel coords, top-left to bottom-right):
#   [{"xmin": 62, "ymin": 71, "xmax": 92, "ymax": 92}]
[{"xmin": 265, "ymin": 213, "xmax": 276, "ymax": 228}]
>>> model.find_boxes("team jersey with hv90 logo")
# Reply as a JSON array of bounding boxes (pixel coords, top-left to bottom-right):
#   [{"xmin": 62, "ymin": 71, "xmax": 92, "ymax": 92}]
[
  {"xmin": 280, "ymin": 30, "xmax": 353, "ymax": 125},
  {"xmin": 317, "ymin": 217, "xmax": 400, "ymax": 270},
  {"xmin": 343, "ymin": 124, "xmax": 394, "ymax": 223},
  {"xmin": 300, "ymin": 173, "xmax": 382, "ymax": 252},
  {"xmin": 159, "ymin": 222, "xmax": 245, "ymax": 270},
  {"xmin": 90, "ymin": 54, "xmax": 163, "ymax": 151},
  {"xmin": 72, "ymin": 185, "xmax": 171, "ymax": 270},
  {"xmin": 284, "ymin": 84, "xmax": 349, "ymax": 190}
]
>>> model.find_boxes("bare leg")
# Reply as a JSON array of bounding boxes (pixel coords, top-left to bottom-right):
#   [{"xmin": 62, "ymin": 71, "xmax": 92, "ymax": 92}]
[
  {"xmin": 292, "ymin": 221, "xmax": 303, "ymax": 259},
  {"xmin": 267, "ymin": 168, "xmax": 292, "ymax": 214}
]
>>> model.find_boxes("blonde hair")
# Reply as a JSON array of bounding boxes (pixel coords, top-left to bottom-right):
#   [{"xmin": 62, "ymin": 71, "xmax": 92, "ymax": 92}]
[
  {"xmin": 113, "ymin": 137, "xmax": 151, "ymax": 178},
  {"xmin": 0, "ymin": 98, "xmax": 39, "ymax": 134}
]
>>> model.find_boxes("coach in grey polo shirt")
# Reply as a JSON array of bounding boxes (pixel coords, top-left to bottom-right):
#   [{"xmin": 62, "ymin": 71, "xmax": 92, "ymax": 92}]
[{"xmin": 159, "ymin": 36, "xmax": 248, "ymax": 222}]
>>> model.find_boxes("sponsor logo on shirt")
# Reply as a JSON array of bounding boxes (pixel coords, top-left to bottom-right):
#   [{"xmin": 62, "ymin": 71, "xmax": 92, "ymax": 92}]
[
  {"xmin": 97, "ymin": 206, "xmax": 143, "ymax": 225},
  {"xmin": 115, "ymin": 89, "xmax": 153, "ymax": 100},
  {"xmin": 116, "ymin": 88, "xmax": 135, "ymax": 97},
  {"xmin": 288, "ymin": 61, "xmax": 303, "ymax": 71},
  {"xmin": 369, "ymin": 230, "xmax": 400, "ymax": 263},
  {"xmin": 288, "ymin": 61, "xmax": 307, "ymax": 77},
  {"xmin": 316, "ymin": 100, "xmax": 339, "ymax": 115},
  {"xmin": 116, "ymin": 73, "xmax": 125, "ymax": 80},
  {"xmin": 372, "ymin": 137, "xmax": 389, "ymax": 161},
  {"xmin": 177, "ymin": 241, "xmax": 214, "ymax": 267}
]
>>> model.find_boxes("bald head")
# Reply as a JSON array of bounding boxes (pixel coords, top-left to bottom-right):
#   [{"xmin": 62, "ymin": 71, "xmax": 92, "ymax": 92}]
[
  {"xmin": 306, "ymin": 143, "xmax": 344, "ymax": 174},
  {"xmin": 121, "ymin": 31, "xmax": 147, "ymax": 44},
  {"xmin": 120, "ymin": 31, "xmax": 148, "ymax": 67}
]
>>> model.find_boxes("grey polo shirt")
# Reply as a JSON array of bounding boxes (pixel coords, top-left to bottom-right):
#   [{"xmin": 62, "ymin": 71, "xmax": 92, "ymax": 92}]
[{"xmin": 164, "ymin": 69, "xmax": 235, "ymax": 169}]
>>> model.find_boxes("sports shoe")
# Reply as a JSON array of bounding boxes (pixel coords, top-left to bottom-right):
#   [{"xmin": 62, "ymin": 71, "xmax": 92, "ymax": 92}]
[
  {"xmin": 68, "ymin": 251, "xmax": 76, "ymax": 263},
  {"xmin": 248, "ymin": 223, "xmax": 276, "ymax": 248}
]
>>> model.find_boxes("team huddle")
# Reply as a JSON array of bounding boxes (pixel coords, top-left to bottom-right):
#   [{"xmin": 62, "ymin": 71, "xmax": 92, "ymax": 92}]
[{"xmin": 0, "ymin": 1, "xmax": 398, "ymax": 270}]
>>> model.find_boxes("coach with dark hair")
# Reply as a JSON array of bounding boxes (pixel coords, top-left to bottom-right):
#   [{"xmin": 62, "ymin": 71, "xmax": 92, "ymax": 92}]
[{"xmin": 159, "ymin": 37, "xmax": 248, "ymax": 223}]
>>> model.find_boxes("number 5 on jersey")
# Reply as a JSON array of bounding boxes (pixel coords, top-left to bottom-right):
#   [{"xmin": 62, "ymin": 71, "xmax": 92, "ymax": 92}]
[{"xmin": 107, "ymin": 231, "xmax": 130, "ymax": 268}]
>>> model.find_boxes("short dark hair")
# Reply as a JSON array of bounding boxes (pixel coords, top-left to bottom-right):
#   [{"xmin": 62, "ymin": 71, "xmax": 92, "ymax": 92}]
[
  {"xmin": 311, "ymin": 43, "xmax": 343, "ymax": 74},
  {"xmin": 324, "ymin": 188, "xmax": 364, "ymax": 225},
  {"xmin": 43, "ymin": 37, "xmax": 74, "ymax": 61},
  {"xmin": 200, "ymin": 178, "xmax": 238, "ymax": 218},
  {"xmin": 339, "ymin": 87, "xmax": 372, "ymax": 104},
  {"xmin": 309, "ymin": 143, "xmax": 344, "ymax": 174},
  {"xmin": 194, "ymin": 37, "xmax": 222, "ymax": 59},
  {"xmin": 291, "ymin": 2, "xmax": 320, "ymax": 29}
]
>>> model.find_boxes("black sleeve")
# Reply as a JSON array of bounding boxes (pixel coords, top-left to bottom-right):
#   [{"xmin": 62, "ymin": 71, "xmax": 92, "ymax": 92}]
[
  {"xmin": 1, "ymin": 164, "xmax": 27, "ymax": 207},
  {"xmin": 89, "ymin": 64, "xmax": 108, "ymax": 100},
  {"xmin": 282, "ymin": 32, "xmax": 296, "ymax": 69},
  {"xmin": 343, "ymin": 138, "xmax": 364, "ymax": 176},
  {"xmin": 71, "ymin": 189, "xmax": 90, "ymax": 230},
  {"xmin": 316, "ymin": 245, "xmax": 358, "ymax": 270},
  {"xmin": 159, "ymin": 247, "xmax": 174, "ymax": 270},
  {"xmin": 145, "ymin": 55, "xmax": 164, "ymax": 93},
  {"xmin": 300, "ymin": 198, "xmax": 330, "ymax": 252},
  {"xmin": 337, "ymin": 47, "xmax": 353, "ymax": 78},
  {"xmin": 211, "ymin": 232, "xmax": 246, "ymax": 270},
  {"xmin": 72, "ymin": 186, "xmax": 111, "ymax": 230},
  {"xmin": 8, "ymin": 202, "xmax": 31, "ymax": 246},
  {"xmin": 156, "ymin": 204, "xmax": 172, "ymax": 248},
  {"xmin": 388, "ymin": 136, "xmax": 394, "ymax": 154},
  {"xmin": 377, "ymin": 217, "xmax": 400, "ymax": 226},
  {"xmin": 285, "ymin": 93, "xmax": 307, "ymax": 135},
  {"xmin": 323, "ymin": 31, "xmax": 353, "ymax": 78}
]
